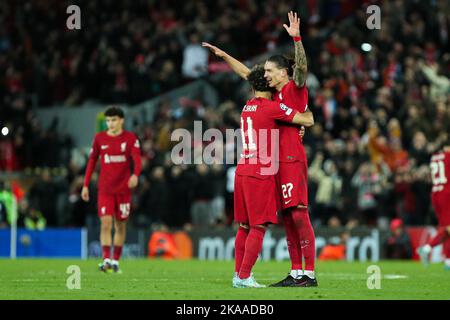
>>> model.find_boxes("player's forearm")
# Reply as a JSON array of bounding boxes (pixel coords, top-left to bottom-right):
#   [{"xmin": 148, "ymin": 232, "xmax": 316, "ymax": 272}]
[
  {"xmin": 293, "ymin": 40, "xmax": 307, "ymax": 87},
  {"xmin": 292, "ymin": 110, "xmax": 314, "ymax": 127},
  {"xmin": 132, "ymin": 153, "xmax": 142, "ymax": 176},
  {"xmin": 83, "ymin": 158, "xmax": 97, "ymax": 187},
  {"xmin": 222, "ymin": 53, "xmax": 250, "ymax": 80}
]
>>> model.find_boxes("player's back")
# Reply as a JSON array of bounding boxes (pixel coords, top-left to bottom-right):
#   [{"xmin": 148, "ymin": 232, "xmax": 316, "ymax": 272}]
[
  {"xmin": 237, "ymin": 97, "xmax": 295, "ymax": 176},
  {"xmin": 430, "ymin": 151, "xmax": 450, "ymax": 194}
]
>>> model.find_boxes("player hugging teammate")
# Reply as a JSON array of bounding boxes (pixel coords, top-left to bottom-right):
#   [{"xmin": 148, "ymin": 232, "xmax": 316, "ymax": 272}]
[
  {"xmin": 232, "ymin": 65, "xmax": 314, "ymax": 288},
  {"xmin": 204, "ymin": 11, "xmax": 318, "ymax": 287},
  {"xmin": 82, "ymin": 107, "xmax": 142, "ymax": 273}
]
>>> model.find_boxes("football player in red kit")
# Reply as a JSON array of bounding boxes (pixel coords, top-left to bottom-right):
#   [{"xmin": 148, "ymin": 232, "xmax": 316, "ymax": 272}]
[
  {"xmin": 204, "ymin": 11, "xmax": 317, "ymax": 286},
  {"xmin": 417, "ymin": 138, "xmax": 450, "ymax": 270},
  {"xmin": 233, "ymin": 65, "xmax": 314, "ymax": 288},
  {"xmin": 81, "ymin": 107, "xmax": 142, "ymax": 273}
]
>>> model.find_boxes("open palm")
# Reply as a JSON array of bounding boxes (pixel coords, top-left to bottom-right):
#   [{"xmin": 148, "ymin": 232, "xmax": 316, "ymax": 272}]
[{"xmin": 283, "ymin": 11, "xmax": 301, "ymax": 37}]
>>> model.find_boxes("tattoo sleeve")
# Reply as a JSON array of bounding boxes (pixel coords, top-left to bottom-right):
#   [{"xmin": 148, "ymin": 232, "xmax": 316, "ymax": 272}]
[{"xmin": 293, "ymin": 40, "xmax": 307, "ymax": 87}]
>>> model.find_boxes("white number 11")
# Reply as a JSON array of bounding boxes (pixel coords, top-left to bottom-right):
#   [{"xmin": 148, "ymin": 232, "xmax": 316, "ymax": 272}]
[{"xmin": 241, "ymin": 117, "xmax": 256, "ymax": 151}]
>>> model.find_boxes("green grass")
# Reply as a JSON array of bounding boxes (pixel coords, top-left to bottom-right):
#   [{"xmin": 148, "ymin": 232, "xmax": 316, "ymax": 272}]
[{"xmin": 0, "ymin": 259, "xmax": 449, "ymax": 300}]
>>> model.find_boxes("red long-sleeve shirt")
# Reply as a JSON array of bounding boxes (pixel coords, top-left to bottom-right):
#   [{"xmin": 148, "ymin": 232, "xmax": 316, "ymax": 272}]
[{"xmin": 83, "ymin": 130, "xmax": 142, "ymax": 195}]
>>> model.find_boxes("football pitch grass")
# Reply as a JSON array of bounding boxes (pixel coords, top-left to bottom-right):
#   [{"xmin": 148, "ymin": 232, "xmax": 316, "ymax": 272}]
[{"xmin": 0, "ymin": 259, "xmax": 449, "ymax": 300}]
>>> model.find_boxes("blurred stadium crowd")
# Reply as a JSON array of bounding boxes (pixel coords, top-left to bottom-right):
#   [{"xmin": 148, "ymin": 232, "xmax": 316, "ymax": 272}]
[{"xmin": 1, "ymin": 0, "xmax": 449, "ymax": 231}]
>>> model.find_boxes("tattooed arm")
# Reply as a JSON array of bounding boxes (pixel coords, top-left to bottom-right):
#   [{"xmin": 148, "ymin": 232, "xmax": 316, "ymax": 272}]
[{"xmin": 283, "ymin": 11, "xmax": 307, "ymax": 87}]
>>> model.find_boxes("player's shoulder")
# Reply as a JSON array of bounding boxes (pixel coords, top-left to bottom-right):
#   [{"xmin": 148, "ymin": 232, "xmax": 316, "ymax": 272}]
[
  {"xmin": 286, "ymin": 79, "xmax": 307, "ymax": 92},
  {"xmin": 94, "ymin": 131, "xmax": 107, "ymax": 140},
  {"xmin": 123, "ymin": 130, "xmax": 138, "ymax": 139}
]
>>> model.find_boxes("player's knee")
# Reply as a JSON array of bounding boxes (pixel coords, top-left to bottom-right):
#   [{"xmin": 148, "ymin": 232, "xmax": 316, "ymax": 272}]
[
  {"xmin": 239, "ymin": 223, "xmax": 249, "ymax": 229},
  {"xmin": 114, "ymin": 221, "xmax": 127, "ymax": 233},
  {"xmin": 254, "ymin": 224, "xmax": 267, "ymax": 231},
  {"xmin": 101, "ymin": 218, "xmax": 113, "ymax": 230}
]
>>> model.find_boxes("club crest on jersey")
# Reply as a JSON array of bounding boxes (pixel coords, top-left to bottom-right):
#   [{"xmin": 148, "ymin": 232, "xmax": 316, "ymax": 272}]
[{"xmin": 121, "ymin": 142, "xmax": 127, "ymax": 152}]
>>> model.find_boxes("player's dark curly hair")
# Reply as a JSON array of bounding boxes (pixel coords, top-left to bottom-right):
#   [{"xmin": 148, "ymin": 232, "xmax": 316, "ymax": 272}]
[
  {"xmin": 104, "ymin": 106, "xmax": 125, "ymax": 118},
  {"xmin": 267, "ymin": 54, "xmax": 294, "ymax": 77},
  {"xmin": 247, "ymin": 64, "xmax": 272, "ymax": 92}
]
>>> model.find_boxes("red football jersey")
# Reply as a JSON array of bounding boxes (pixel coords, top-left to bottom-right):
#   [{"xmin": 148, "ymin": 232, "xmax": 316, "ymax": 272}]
[
  {"xmin": 237, "ymin": 97, "xmax": 295, "ymax": 176},
  {"xmin": 272, "ymin": 80, "xmax": 309, "ymax": 162},
  {"xmin": 430, "ymin": 151, "xmax": 450, "ymax": 194},
  {"xmin": 83, "ymin": 130, "xmax": 142, "ymax": 195}
]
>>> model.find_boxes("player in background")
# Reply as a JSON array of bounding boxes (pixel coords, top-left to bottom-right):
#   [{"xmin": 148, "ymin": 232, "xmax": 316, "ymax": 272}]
[
  {"xmin": 81, "ymin": 107, "xmax": 142, "ymax": 273},
  {"xmin": 417, "ymin": 137, "xmax": 450, "ymax": 270},
  {"xmin": 204, "ymin": 11, "xmax": 317, "ymax": 287},
  {"xmin": 233, "ymin": 65, "xmax": 314, "ymax": 288}
]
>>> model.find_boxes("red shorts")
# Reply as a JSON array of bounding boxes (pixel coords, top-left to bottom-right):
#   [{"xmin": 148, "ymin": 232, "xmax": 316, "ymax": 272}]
[
  {"xmin": 234, "ymin": 174, "xmax": 278, "ymax": 226},
  {"xmin": 98, "ymin": 193, "xmax": 132, "ymax": 221},
  {"xmin": 276, "ymin": 161, "xmax": 308, "ymax": 210},
  {"xmin": 431, "ymin": 192, "xmax": 450, "ymax": 226}
]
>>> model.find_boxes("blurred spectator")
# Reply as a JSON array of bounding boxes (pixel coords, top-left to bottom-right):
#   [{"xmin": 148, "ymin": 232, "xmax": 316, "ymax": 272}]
[
  {"xmin": 385, "ymin": 218, "xmax": 413, "ymax": 259},
  {"xmin": 318, "ymin": 231, "xmax": 349, "ymax": 261},
  {"xmin": 309, "ymin": 153, "xmax": 343, "ymax": 225},
  {"xmin": 167, "ymin": 165, "xmax": 193, "ymax": 228},
  {"xmin": 0, "ymin": 180, "xmax": 18, "ymax": 226},
  {"xmin": 28, "ymin": 169, "xmax": 59, "ymax": 226},
  {"xmin": 24, "ymin": 207, "xmax": 47, "ymax": 231},
  {"xmin": 351, "ymin": 162, "xmax": 385, "ymax": 226},
  {"xmin": 182, "ymin": 33, "xmax": 208, "ymax": 79},
  {"xmin": 190, "ymin": 164, "xmax": 214, "ymax": 227},
  {"xmin": 210, "ymin": 163, "xmax": 226, "ymax": 225},
  {"xmin": 140, "ymin": 166, "xmax": 169, "ymax": 226}
]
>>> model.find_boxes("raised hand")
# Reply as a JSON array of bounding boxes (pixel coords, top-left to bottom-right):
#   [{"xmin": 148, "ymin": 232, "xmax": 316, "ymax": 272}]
[
  {"xmin": 283, "ymin": 11, "xmax": 301, "ymax": 37},
  {"xmin": 202, "ymin": 42, "xmax": 226, "ymax": 58}
]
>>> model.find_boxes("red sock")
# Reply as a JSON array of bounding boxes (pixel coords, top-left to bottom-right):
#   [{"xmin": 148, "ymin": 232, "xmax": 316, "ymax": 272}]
[
  {"xmin": 283, "ymin": 213, "xmax": 302, "ymax": 270},
  {"xmin": 102, "ymin": 245, "xmax": 111, "ymax": 260},
  {"xmin": 239, "ymin": 227, "xmax": 266, "ymax": 279},
  {"xmin": 291, "ymin": 208, "xmax": 315, "ymax": 271},
  {"xmin": 234, "ymin": 226, "xmax": 249, "ymax": 273},
  {"xmin": 444, "ymin": 238, "xmax": 450, "ymax": 259},
  {"xmin": 428, "ymin": 228, "xmax": 450, "ymax": 247},
  {"xmin": 113, "ymin": 246, "xmax": 123, "ymax": 261}
]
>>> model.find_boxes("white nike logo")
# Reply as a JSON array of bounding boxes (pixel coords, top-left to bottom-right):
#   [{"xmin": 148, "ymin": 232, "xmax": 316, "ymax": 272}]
[
  {"xmin": 101, "ymin": 145, "xmax": 109, "ymax": 150},
  {"xmin": 301, "ymin": 245, "xmax": 309, "ymax": 249},
  {"xmin": 284, "ymin": 199, "xmax": 292, "ymax": 204}
]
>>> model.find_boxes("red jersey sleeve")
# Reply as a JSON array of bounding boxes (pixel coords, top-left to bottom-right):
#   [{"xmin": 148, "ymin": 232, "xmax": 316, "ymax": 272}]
[
  {"xmin": 265, "ymin": 101, "xmax": 296, "ymax": 123},
  {"xmin": 83, "ymin": 134, "xmax": 100, "ymax": 187},
  {"xmin": 131, "ymin": 134, "xmax": 142, "ymax": 176}
]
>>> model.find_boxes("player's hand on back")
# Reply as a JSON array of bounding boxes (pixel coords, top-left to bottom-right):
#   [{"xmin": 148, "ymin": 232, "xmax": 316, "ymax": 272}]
[
  {"xmin": 81, "ymin": 186, "xmax": 89, "ymax": 202},
  {"xmin": 202, "ymin": 42, "xmax": 225, "ymax": 58},
  {"xmin": 299, "ymin": 126, "xmax": 305, "ymax": 140},
  {"xmin": 283, "ymin": 11, "xmax": 301, "ymax": 37},
  {"xmin": 128, "ymin": 174, "xmax": 138, "ymax": 189}
]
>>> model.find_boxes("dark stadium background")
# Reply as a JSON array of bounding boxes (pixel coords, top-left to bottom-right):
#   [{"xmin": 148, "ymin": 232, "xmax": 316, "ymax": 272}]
[{"xmin": 0, "ymin": 0, "xmax": 449, "ymax": 261}]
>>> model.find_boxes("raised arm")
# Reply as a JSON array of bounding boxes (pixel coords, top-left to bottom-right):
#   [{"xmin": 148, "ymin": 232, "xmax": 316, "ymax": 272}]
[
  {"xmin": 283, "ymin": 11, "xmax": 307, "ymax": 87},
  {"xmin": 202, "ymin": 42, "xmax": 250, "ymax": 79}
]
